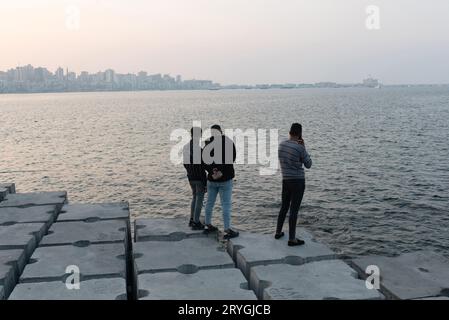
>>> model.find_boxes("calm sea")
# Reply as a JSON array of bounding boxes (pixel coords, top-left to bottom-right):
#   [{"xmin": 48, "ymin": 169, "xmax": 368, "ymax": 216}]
[{"xmin": 1, "ymin": 88, "xmax": 448, "ymax": 258}]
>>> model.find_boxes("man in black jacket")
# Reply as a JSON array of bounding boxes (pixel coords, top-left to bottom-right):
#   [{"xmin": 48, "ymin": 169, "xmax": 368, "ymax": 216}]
[
  {"xmin": 202, "ymin": 125, "xmax": 239, "ymax": 239},
  {"xmin": 183, "ymin": 127, "xmax": 207, "ymax": 230}
]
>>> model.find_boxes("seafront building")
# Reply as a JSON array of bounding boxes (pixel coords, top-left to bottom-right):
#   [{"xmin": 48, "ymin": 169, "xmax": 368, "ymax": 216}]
[
  {"xmin": 0, "ymin": 64, "xmax": 383, "ymax": 93},
  {"xmin": 0, "ymin": 64, "xmax": 220, "ymax": 93}
]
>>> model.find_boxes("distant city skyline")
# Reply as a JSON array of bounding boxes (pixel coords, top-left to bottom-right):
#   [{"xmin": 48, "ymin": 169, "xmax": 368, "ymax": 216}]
[
  {"xmin": 0, "ymin": 63, "xmax": 389, "ymax": 94},
  {"xmin": 0, "ymin": 64, "xmax": 220, "ymax": 93},
  {"xmin": 1, "ymin": 1, "xmax": 449, "ymax": 85}
]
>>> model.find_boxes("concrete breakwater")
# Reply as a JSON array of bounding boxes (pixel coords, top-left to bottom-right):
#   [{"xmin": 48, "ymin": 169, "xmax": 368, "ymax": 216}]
[{"xmin": 1, "ymin": 182, "xmax": 448, "ymax": 300}]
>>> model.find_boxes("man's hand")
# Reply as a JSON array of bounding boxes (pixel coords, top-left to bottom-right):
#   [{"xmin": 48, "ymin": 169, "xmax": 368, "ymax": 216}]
[{"xmin": 298, "ymin": 138, "xmax": 305, "ymax": 146}]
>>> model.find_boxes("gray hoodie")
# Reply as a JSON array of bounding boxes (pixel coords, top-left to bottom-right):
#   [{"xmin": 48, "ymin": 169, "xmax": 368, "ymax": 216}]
[{"xmin": 278, "ymin": 139, "xmax": 312, "ymax": 180}]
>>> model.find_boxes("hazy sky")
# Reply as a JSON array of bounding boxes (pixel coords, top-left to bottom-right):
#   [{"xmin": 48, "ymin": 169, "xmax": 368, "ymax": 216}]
[{"xmin": 1, "ymin": 0, "xmax": 449, "ymax": 84}]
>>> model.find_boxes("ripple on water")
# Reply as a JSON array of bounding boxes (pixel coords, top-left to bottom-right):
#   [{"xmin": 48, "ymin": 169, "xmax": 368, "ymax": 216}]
[{"xmin": 0, "ymin": 88, "xmax": 448, "ymax": 258}]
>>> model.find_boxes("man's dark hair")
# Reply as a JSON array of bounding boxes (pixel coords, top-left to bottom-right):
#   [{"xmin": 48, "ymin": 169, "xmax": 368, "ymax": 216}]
[
  {"xmin": 211, "ymin": 124, "xmax": 222, "ymax": 133},
  {"xmin": 190, "ymin": 127, "xmax": 202, "ymax": 138},
  {"xmin": 289, "ymin": 123, "xmax": 302, "ymax": 137}
]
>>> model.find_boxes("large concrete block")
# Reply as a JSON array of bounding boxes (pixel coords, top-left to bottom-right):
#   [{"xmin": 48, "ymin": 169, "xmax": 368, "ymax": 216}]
[
  {"xmin": 134, "ymin": 237, "xmax": 234, "ymax": 274},
  {"xmin": 20, "ymin": 243, "xmax": 126, "ymax": 283},
  {"xmin": 134, "ymin": 218, "xmax": 205, "ymax": 242},
  {"xmin": 0, "ymin": 250, "xmax": 27, "ymax": 300},
  {"xmin": 139, "ymin": 269, "xmax": 257, "ymax": 300},
  {"xmin": 57, "ymin": 203, "xmax": 129, "ymax": 222},
  {"xmin": 251, "ymin": 260, "xmax": 383, "ymax": 300},
  {"xmin": 9, "ymin": 278, "xmax": 127, "ymax": 300},
  {"xmin": 0, "ymin": 192, "xmax": 67, "ymax": 211},
  {"xmin": 0, "ymin": 183, "xmax": 16, "ymax": 194},
  {"xmin": 0, "ymin": 223, "xmax": 47, "ymax": 255},
  {"xmin": 0, "ymin": 205, "xmax": 58, "ymax": 227},
  {"xmin": 0, "ymin": 188, "xmax": 7, "ymax": 202},
  {"xmin": 40, "ymin": 220, "xmax": 128, "ymax": 247},
  {"xmin": 350, "ymin": 251, "xmax": 449, "ymax": 300},
  {"xmin": 227, "ymin": 229, "xmax": 336, "ymax": 279}
]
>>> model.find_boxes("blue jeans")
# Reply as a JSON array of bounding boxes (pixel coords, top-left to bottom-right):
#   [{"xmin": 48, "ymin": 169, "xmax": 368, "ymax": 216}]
[
  {"xmin": 205, "ymin": 179, "xmax": 233, "ymax": 230},
  {"xmin": 189, "ymin": 181, "xmax": 205, "ymax": 223}
]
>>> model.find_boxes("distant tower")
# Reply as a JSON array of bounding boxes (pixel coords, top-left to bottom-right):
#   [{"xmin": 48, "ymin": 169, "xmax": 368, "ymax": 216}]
[{"xmin": 55, "ymin": 67, "xmax": 64, "ymax": 81}]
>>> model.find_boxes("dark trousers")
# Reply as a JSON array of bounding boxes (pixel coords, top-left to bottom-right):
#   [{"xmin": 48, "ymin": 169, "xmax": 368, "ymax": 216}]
[
  {"xmin": 276, "ymin": 179, "xmax": 305, "ymax": 240},
  {"xmin": 189, "ymin": 181, "xmax": 205, "ymax": 223}
]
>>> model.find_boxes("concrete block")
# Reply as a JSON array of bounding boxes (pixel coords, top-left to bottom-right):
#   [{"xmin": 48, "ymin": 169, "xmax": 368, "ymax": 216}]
[
  {"xmin": 350, "ymin": 251, "xmax": 449, "ymax": 300},
  {"xmin": 20, "ymin": 243, "xmax": 126, "ymax": 283},
  {"xmin": 251, "ymin": 260, "xmax": 383, "ymax": 300},
  {"xmin": 0, "ymin": 250, "xmax": 27, "ymax": 300},
  {"xmin": 40, "ymin": 220, "xmax": 128, "ymax": 247},
  {"xmin": 139, "ymin": 269, "xmax": 257, "ymax": 300},
  {"xmin": 0, "ymin": 188, "xmax": 7, "ymax": 202},
  {"xmin": 0, "ymin": 183, "xmax": 16, "ymax": 194},
  {"xmin": 134, "ymin": 237, "xmax": 234, "ymax": 274},
  {"xmin": 0, "ymin": 192, "xmax": 67, "ymax": 211},
  {"xmin": 57, "ymin": 203, "xmax": 129, "ymax": 222},
  {"xmin": 0, "ymin": 205, "xmax": 58, "ymax": 227},
  {"xmin": 414, "ymin": 296, "xmax": 449, "ymax": 300},
  {"xmin": 9, "ymin": 278, "xmax": 127, "ymax": 300},
  {"xmin": 134, "ymin": 218, "xmax": 205, "ymax": 242},
  {"xmin": 227, "ymin": 229, "xmax": 336, "ymax": 279},
  {"xmin": 0, "ymin": 223, "xmax": 47, "ymax": 255}
]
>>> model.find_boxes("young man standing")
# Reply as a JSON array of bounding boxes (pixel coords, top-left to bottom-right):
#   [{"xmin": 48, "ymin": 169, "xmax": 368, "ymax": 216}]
[
  {"xmin": 183, "ymin": 127, "xmax": 207, "ymax": 230},
  {"xmin": 203, "ymin": 124, "xmax": 239, "ymax": 239},
  {"xmin": 276, "ymin": 123, "xmax": 312, "ymax": 246}
]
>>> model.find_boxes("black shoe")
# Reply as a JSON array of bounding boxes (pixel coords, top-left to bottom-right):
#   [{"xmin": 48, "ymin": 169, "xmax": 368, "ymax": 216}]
[
  {"xmin": 188, "ymin": 218, "xmax": 194, "ymax": 227},
  {"xmin": 203, "ymin": 225, "xmax": 218, "ymax": 234},
  {"xmin": 191, "ymin": 221, "xmax": 205, "ymax": 230},
  {"xmin": 224, "ymin": 229, "xmax": 240, "ymax": 240},
  {"xmin": 288, "ymin": 238, "xmax": 305, "ymax": 246},
  {"xmin": 274, "ymin": 232, "xmax": 285, "ymax": 240}
]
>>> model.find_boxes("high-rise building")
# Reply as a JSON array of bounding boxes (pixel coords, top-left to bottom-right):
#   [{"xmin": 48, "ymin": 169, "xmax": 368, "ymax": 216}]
[
  {"xmin": 55, "ymin": 67, "xmax": 64, "ymax": 81},
  {"xmin": 105, "ymin": 69, "xmax": 115, "ymax": 83}
]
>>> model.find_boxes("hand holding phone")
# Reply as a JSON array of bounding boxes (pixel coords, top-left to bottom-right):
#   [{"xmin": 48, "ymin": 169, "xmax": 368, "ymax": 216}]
[{"xmin": 212, "ymin": 168, "xmax": 223, "ymax": 180}]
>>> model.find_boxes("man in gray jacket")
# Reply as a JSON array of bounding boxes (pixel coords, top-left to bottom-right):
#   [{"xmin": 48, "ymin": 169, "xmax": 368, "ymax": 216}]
[{"xmin": 276, "ymin": 123, "xmax": 312, "ymax": 246}]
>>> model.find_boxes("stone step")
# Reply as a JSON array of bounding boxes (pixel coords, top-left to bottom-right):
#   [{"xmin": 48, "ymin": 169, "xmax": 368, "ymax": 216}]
[
  {"xmin": 9, "ymin": 278, "xmax": 127, "ymax": 300},
  {"xmin": 138, "ymin": 269, "xmax": 257, "ymax": 300},
  {"xmin": 40, "ymin": 220, "xmax": 128, "ymax": 247},
  {"xmin": 0, "ymin": 223, "xmax": 47, "ymax": 254},
  {"xmin": 0, "ymin": 183, "xmax": 16, "ymax": 195},
  {"xmin": 227, "ymin": 229, "xmax": 336, "ymax": 279},
  {"xmin": 57, "ymin": 203, "xmax": 129, "ymax": 222},
  {"xmin": 9, "ymin": 201, "xmax": 134, "ymax": 300},
  {"xmin": 250, "ymin": 260, "xmax": 384, "ymax": 300},
  {"xmin": 0, "ymin": 222, "xmax": 50, "ymax": 299},
  {"xmin": 350, "ymin": 251, "xmax": 449, "ymax": 300},
  {"xmin": 0, "ymin": 192, "xmax": 67, "ymax": 211},
  {"xmin": 0, "ymin": 205, "xmax": 58, "ymax": 227},
  {"xmin": 18, "ymin": 243, "xmax": 127, "ymax": 284},
  {"xmin": 0, "ymin": 250, "xmax": 27, "ymax": 300},
  {"xmin": 134, "ymin": 237, "xmax": 234, "ymax": 275},
  {"xmin": 134, "ymin": 217, "xmax": 206, "ymax": 242},
  {"xmin": 0, "ymin": 199, "xmax": 63, "ymax": 299}
]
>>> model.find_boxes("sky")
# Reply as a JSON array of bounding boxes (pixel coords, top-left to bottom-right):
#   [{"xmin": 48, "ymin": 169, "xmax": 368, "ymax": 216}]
[{"xmin": 1, "ymin": 0, "xmax": 449, "ymax": 85}]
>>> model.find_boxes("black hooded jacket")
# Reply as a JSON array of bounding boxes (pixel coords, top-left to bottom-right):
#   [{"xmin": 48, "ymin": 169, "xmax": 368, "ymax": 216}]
[{"xmin": 203, "ymin": 135, "xmax": 236, "ymax": 182}]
